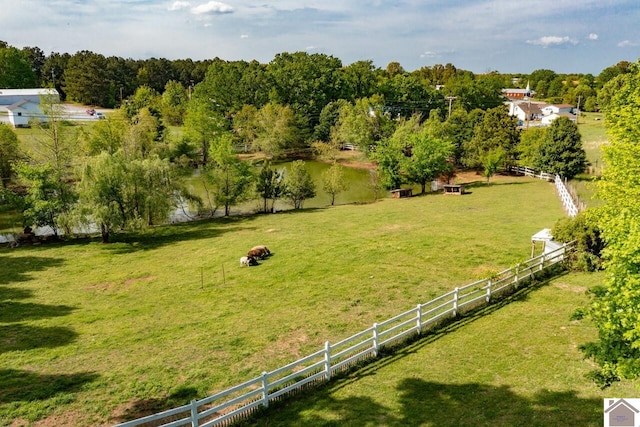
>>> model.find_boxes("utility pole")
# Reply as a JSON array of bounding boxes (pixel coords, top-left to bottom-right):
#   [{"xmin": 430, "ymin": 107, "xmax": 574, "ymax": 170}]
[
  {"xmin": 576, "ymin": 95, "xmax": 582, "ymax": 124},
  {"xmin": 445, "ymin": 94, "xmax": 456, "ymax": 118}
]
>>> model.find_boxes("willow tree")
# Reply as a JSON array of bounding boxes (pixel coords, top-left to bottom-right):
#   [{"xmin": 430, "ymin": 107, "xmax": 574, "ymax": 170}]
[{"xmin": 75, "ymin": 151, "xmax": 182, "ymax": 243}]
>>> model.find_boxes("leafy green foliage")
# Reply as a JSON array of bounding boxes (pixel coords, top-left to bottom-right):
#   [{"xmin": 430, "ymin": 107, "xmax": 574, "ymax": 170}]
[
  {"xmin": 552, "ymin": 211, "xmax": 604, "ymax": 271},
  {"xmin": 0, "ymin": 124, "xmax": 19, "ymax": 187},
  {"xmin": 534, "ymin": 117, "xmax": 588, "ymax": 179},
  {"xmin": 0, "ymin": 46, "xmax": 36, "ymax": 88},
  {"xmin": 463, "ymin": 106, "xmax": 520, "ymax": 169},
  {"xmin": 581, "ymin": 59, "xmax": 640, "ymax": 387},
  {"xmin": 206, "ymin": 134, "xmax": 254, "ymax": 216},
  {"xmin": 321, "ymin": 162, "xmax": 348, "ymax": 206},
  {"xmin": 402, "ymin": 127, "xmax": 454, "ymax": 193},
  {"xmin": 283, "ymin": 160, "xmax": 316, "ymax": 209},
  {"xmin": 255, "ymin": 159, "xmax": 284, "ymax": 213}
]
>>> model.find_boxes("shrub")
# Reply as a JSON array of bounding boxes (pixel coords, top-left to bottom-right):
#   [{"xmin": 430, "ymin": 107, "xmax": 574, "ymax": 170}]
[{"xmin": 552, "ymin": 210, "xmax": 604, "ymax": 271}]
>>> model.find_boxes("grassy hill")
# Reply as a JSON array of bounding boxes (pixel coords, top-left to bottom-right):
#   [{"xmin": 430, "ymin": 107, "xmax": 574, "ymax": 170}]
[{"xmin": 0, "ymin": 174, "xmax": 633, "ymax": 426}]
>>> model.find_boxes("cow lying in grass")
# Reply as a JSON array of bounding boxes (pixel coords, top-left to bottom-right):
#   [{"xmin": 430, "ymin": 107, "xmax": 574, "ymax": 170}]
[
  {"xmin": 240, "ymin": 255, "xmax": 259, "ymax": 266},
  {"xmin": 248, "ymin": 245, "xmax": 271, "ymax": 260}
]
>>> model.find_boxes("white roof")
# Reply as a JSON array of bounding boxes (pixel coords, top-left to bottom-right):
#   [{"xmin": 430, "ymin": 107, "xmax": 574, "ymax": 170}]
[
  {"xmin": 0, "ymin": 88, "xmax": 59, "ymax": 97},
  {"xmin": 532, "ymin": 228, "xmax": 553, "ymax": 242}
]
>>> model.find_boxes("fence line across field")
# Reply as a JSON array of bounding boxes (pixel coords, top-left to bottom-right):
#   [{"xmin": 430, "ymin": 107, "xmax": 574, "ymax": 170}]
[
  {"xmin": 510, "ymin": 166, "xmax": 582, "ymax": 217},
  {"xmin": 114, "ymin": 242, "xmax": 574, "ymax": 427}
]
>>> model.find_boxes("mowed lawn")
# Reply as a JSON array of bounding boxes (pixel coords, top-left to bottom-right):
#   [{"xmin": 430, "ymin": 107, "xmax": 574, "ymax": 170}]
[{"xmin": 1, "ymin": 174, "xmax": 631, "ymax": 426}]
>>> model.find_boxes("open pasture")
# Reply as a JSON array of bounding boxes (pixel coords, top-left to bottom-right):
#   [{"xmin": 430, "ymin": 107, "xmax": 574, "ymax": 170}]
[{"xmin": 1, "ymin": 174, "xmax": 608, "ymax": 425}]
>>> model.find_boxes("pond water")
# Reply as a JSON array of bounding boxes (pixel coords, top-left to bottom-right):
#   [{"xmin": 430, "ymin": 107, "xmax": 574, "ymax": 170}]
[{"xmin": 178, "ymin": 160, "xmax": 379, "ymax": 219}]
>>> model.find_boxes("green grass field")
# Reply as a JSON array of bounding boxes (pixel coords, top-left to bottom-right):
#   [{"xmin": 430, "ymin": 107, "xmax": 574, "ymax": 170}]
[{"xmin": 1, "ymin": 173, "xmax": 634, "ymax": 426}]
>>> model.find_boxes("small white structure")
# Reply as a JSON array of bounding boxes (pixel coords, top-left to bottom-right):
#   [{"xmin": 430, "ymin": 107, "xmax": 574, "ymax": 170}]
[
  {"xmin": 531, "ymin": 228, "xmax": 564, "ymax": 259},
  {"xmin": 0, "ymin": 88, "xmax": 59, "ymax": 128}
]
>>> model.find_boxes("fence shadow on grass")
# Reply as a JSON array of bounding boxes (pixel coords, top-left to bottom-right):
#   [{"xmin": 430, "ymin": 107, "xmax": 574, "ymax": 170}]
[
  {"xmin": 112, "ymin": 386, "xmax": 202, "ymax": 424},
  {"xmin": 0, "ymin": 369, "xmax": 99, "ymax": 404},
  {"xmin": 249, "ymin": 379, "xmax": 601, "ymax": 427}
]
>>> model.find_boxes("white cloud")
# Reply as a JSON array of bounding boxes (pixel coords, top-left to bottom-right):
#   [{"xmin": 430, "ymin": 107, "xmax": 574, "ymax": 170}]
[
  {"xmin": 420, "ymin": 51, "xmax": 438, "ymax": 58},
  {"xmin": 191, "ymin": 1, "xmax": 234, "ymax": 15},
  {"xmin": 618, "ymin": 40, "xmax": 639, "ymax": 47},
  {"xmin": 588, "ymin": 33, "xmax": 598, "ymax": 40},
  {"xmin": 168, "ymin": 1, "xmax": 191, "ymax": 11},
  {"xmin": 526, "ymin": 36, "xmax": 578, "ymax": 48},
  {"xmin": 240, "ymin": 34, "xmax": 249, "ymax": 39}
]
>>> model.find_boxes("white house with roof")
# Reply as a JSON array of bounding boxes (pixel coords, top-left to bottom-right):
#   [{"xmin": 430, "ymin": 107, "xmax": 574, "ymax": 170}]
[
  {"xmin": 541, "ymin": 103, "xmax": 574, "ymax": 116},
  {"xmin": 0, "ymin": 88, "xmax": 59, "ymax": 128},
  {"xmin": 508, "ymin": 101, "xmax": 543, "ymax": 123}
]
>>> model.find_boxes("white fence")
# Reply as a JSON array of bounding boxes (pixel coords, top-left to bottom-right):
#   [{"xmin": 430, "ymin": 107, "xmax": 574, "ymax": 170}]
[
  {"xmin": 113, "ymin": 242, "xmax": 574, "ymax": 427},
  {"xmin": 510, "ymin": 166, "xmax": 581, "ymax": 217}
]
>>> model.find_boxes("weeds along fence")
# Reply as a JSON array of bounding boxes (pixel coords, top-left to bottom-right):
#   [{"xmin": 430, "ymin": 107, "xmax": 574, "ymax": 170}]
[
  {"xmin": 510, "ymin": 166, "xmax": 582, "ymax": 217},
  {"xmin": 113, "ymin": 242, "xmax": 575, "ymax": 427}
]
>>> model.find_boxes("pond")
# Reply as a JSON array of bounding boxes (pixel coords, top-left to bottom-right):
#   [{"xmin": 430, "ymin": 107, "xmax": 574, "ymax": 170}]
[{"xmin": 178, "ymin": 160, "xmax": 380, "ymax": 219}]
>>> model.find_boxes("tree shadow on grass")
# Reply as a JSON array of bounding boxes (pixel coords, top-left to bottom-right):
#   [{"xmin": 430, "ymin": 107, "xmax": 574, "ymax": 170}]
[
  {"xmin": 0, "ymin": 255, "xmax": 65, "ymax": 285},
  {"xmin": 101, "ymin": 216, "xmax": 263, "ymax": 254},
  {"xmin": 0, "ymin": 369, "xmax": 99, "ymax": 404},
  {"xmin": 0, "ymin": 324, "xmax": 78, "ymax": 354}
]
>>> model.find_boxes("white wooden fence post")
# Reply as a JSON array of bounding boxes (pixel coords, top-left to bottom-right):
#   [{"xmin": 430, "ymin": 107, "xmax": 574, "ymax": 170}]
[
  {"xmin": 453, "ymin": 287, "xmax": 459, "ymax": 317},
  {"xmin": 190, "ymin": 399, "xmax": 199, "ymax": 427},
  {"xmin": 261, "ymin": 371, "xmax": 269, "ymax": 408},
  {"xmin": 514, "ymin": 263, "xmax": 520, "ymax": 284},
  {"xmin": 486, "ymin": 279, "xmax": 492, "ymax": 303},
  {"xmin": 324, "ymin": 341, "xmax": 331, "ymax": 381},
  {"xmin": 416, "ymin": 304, "xmax": 422, "ymax": 333},
  {"xmin": 373, "ymin": 323, "xmax": 379, "ymax": 357}
]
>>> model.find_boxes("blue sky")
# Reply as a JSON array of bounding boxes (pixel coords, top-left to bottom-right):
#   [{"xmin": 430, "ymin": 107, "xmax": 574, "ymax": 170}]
[{"xmin": 1, "ymin": 0, "xmax": 639, "ymax": 75}]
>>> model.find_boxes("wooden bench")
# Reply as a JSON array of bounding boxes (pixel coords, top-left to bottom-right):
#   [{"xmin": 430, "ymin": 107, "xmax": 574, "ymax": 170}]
[
  {"xmin": 443, "ymin": 184, "xmax": 464, "ymax": 195},
  {"xmin": 391, "ymin": 188, "xmax": 412, "ymax": 198}
]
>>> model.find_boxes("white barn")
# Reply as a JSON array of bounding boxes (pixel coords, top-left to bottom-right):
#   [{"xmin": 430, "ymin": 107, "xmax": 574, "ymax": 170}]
[{"xmin": 0, "ymin": 88, "xmax": 59, "ymax": 128}]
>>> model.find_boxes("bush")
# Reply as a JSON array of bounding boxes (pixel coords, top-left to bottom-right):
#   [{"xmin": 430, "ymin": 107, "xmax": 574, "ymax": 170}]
[{"xmin": 552, "ymin": 211, "xmax": 604, "ymax": 271}]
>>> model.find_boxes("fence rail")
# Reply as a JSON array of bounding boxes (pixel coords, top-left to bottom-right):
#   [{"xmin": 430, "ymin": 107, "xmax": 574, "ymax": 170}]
[
  {"xmin": 510, "ymin": 166, "xmax": 582, "ymax": 217},
  {"xmin": 114, "ymin": 242, "xmax": 574, "ymax": 427}
]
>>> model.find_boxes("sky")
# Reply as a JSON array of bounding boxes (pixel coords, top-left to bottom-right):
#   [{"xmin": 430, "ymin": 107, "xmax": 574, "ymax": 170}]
[{"xmin": 1, "ymin": 0, "xmax": 639, "ymax": 75}]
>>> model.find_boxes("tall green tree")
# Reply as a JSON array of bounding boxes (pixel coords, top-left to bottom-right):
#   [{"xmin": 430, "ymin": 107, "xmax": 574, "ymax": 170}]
[
  {"xmin": 283, "ymin": 160, "xmax": 316, "ymax": 209},
  {"xmin": 581, "ymin": 59, "xmax": 640, "ymax": 387},
  {"xmin": 322, "ymin": 162, "xmax": 348, "ymax": 206},
  {"xmin": 251, "ymin": 102, "xmax": 302, "ymax": 158},
  {"xmin": 533, "ymin": 117, "xmax": 587, "ymax": 179},
  {"xmin": 517, "ymin": 127, "xmax": 547, "ymax": 168},
  {"xmin": 255, "ymin": 159, "xmax": 283, "ymax": 213},
  {"xmin": 161, "ymin": 80, "xmax": 187, "ymax": 126},
  {"xmin": 183, "ymin": 98, "xmax": 226, "ymax": 167},
  {"xmin": 402, "ymin": 129, "xmax": 454, "ymax": 193},
  {"xmin": 64, "ymin": 50, "xmax": 113, "ymax": 107},
  {"xmin": 0, "ymin": 124, "xmax": 19, "ymax": 188},
  {"xmin": 267, "ymin": 52, "xmax": 344, "ymax": 134},
  {"xmin": 206, "ymin": 133, "xmax": 254, "ymax": 216},
  {"xmin": 463, "ymin": 106, "xmax": 520, "ymax": 169},
  {"xmin": 0, "ymin": 46, "xmax": 36, "ymax": 88}
]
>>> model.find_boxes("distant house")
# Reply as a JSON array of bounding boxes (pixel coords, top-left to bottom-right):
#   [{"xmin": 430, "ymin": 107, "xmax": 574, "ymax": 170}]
[
  {"xmin": 541, "ymin": 103, "xmax": 574, "ymax": 116},
  {"xmin": 508, "ymin": 101, "xmax": 542, "ymax": 122},
  {"xmin": 541, "ymin": 112, "xmax": 576, "ymax": 125},
  {"xmin": 0, "ymin": 88, "xmax": 59, "ymax": 128}
]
